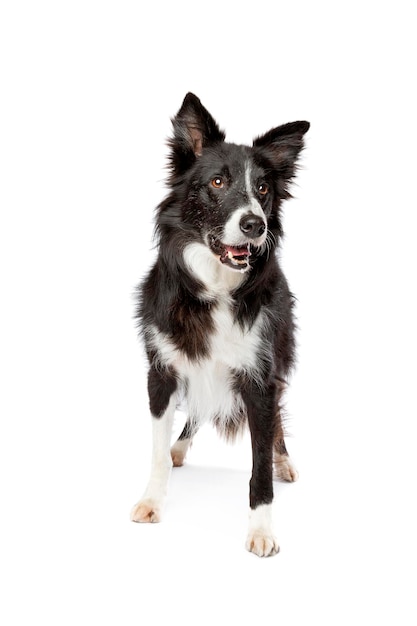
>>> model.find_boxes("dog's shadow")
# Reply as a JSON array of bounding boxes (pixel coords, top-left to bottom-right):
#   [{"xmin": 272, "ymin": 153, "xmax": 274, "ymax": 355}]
[
  {"xmin": 168, "ymin": 464, "xmax": 245, "ymax": 516},
  {"xmin": 134, "ymin": 464, "xmax": 298, "ymax": 558},
  {"xmin": 166, "ymin": 463, "xmax": 291, "ymax": 528}
]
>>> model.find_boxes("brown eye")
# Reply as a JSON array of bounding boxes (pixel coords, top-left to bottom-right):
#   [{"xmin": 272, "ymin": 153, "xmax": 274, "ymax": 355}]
[
  {"xmin": 211, "ymin": 177, "xmax": 224, "ymax": 189},
  {"xmin": 258, "ymin": 183, "xmax": 269, "ymax": 196}
]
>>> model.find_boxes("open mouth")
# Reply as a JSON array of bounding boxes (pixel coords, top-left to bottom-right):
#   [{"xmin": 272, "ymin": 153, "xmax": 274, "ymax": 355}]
[{"xmin": 209, "ymin": 237, "xmax": 251, "ymax": 271}]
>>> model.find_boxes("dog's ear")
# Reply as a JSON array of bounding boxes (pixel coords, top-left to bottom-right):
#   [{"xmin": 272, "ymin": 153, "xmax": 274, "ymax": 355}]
[
  {"xmin": 253, "ymin": 121, "xmax": 310, "ymax": 180},
  {"xmin": 169, "ymin": 93, "xmax": 225, "ymax": 176}
]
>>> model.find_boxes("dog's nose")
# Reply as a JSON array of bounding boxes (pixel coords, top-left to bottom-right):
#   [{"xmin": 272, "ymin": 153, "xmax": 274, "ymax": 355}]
[{"xmin": 239, "ymin": 213, "xmax": 266, "ymax": 239}]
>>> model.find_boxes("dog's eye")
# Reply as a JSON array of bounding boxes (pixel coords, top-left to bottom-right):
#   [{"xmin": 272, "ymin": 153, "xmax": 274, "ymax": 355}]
[
  {"xmin": 258, "ymin": 183, "xmax": 269, "ymax": 196},
  {"xmin": 211, "ymin": 177, "xmax": 224, "ymax": 189}
]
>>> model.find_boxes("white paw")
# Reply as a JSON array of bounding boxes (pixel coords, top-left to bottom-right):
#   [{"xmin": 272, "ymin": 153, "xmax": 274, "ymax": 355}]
[
  {"xmin": 130, "ymin": 498, "xmax": 162, "ymax": 523},
  {"xmin": 274, "ymin": 454, "xmax": 299, "ymax": 482},
  {"xmin": 246, "ymin": 503, "xmax": 279, "ymax": 557},
  {"xmin": 170, "ymin": 440, "xmax": 189, "ymax": 467},
  {"xmin": 245, "ymin": 531, "xmax": 280, "ymax": 557}
]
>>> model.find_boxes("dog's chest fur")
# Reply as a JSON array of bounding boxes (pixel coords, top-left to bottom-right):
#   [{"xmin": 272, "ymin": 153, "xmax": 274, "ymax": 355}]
[{"xmin": 150, "ymin": 289, "xmax": 265, "ymax": 429}]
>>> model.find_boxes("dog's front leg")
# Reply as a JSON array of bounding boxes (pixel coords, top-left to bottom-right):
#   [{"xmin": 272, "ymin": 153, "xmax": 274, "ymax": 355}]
[
  {"xmin": 131, "ymin": 366, "xmax": 177, "ymax": 523},
  {"xmin": 242, "ymin": 382, "xmax": 280, "ymax": 557}
]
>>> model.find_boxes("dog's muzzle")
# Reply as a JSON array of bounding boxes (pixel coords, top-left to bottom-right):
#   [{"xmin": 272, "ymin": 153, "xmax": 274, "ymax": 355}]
[{"xmin": 208, "ymin": 210, "xmax": 267, "ymax": 271}]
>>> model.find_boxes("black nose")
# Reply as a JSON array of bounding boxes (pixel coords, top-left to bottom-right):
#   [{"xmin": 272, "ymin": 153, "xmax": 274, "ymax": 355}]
[{"xmin": 239, "ymin": 213, "xmax": 266, "ymax": 239}]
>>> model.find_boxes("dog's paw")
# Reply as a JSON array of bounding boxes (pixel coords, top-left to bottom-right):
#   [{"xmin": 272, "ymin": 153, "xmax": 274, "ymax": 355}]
[
  {"xmin": 274, "ymin": 454, "xmax": 299, "ymax": 482},
  {"xmin": 245, "ymin": 531, "xmax": 280, "ymax": 557},
  {"xmin": 170, "ymin": 447, "xmax": 186, "ymax": 467},
  {"xmin": 246, "ymin": 503, "xmax": 279, "ymax": 557},
  {"xmin": 130, "ymin": 499, "xmax": 162, "ymax": 523},
  {"xmin": 171, "ymin": 452, "xmax": 185, "ymax": 467},
  {"xmin": 170, "ymin": 440, "xmax": 190, "ymax": 467}
]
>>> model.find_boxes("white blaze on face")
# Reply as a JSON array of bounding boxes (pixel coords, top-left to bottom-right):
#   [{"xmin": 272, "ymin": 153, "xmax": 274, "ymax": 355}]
[{"xmin": 222, "ymin": 162, "xmax": 267, "ymax": 246}]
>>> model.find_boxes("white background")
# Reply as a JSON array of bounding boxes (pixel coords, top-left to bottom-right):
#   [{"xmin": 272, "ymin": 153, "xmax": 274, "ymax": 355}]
[{"xmin": 1, "ymin": 1, "xmax": 416, "ymax": 624}]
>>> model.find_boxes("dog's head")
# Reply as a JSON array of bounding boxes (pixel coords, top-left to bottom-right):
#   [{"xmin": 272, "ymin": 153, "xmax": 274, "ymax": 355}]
[{"xmin": 163, "ymin": 93, "xmax": 309, "ymax": 273}]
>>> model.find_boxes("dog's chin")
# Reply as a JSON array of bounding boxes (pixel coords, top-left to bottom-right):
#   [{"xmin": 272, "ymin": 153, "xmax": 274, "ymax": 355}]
[{"xmin": 209, "ymin": 238, "xmax": 251, "ymax": 272}]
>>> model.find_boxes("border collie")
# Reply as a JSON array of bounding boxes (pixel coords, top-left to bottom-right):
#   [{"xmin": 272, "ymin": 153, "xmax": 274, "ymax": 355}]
[{"xmin": 131, "ymin": 93, "xmax": 309, "ymax": 557}]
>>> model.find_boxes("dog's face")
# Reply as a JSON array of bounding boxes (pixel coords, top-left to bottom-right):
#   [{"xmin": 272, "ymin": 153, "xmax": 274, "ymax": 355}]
[
  {"xmin": 182, "ymin": 143, "xmax": 271, "ymax": 271},
  {"xmin": 167, "ymin": 93, "xmax": 309, "ymax": 272}
]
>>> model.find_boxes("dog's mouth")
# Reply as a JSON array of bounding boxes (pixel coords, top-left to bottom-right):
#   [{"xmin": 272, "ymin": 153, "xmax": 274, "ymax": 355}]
[{"xmin": 209, "ymin": 237, "xmax": 251, "ymax": 271}]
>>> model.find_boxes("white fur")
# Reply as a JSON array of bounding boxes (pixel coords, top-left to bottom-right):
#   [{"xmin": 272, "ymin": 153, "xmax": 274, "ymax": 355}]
[
  {"xmin": 246, "ymin": 503, "xmax": 279, "ymax": 557},
  {"xmin": 222, "ymin": 163, "xmax": 267, "ymax": 247},
  {"xmin": 183, "ymin": 242, "xmax": 246, "ymax": 298},
  {"xmin": 148, "ymin": 298, "xmax": 266, "ymax": 432},
  {"xmin": 131, "ymin": 394, "xmax": 176, "ymax": 523}
]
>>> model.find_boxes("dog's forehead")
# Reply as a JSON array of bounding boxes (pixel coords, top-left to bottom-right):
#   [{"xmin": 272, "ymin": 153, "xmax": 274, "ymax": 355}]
[{"xmin": 200, "ymin": 143, "xmax": 264, "ymax": 178}]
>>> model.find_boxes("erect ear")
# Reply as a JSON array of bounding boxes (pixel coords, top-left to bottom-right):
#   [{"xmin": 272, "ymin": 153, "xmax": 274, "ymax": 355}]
[
  {"xmin": 169, "ymin": 93, "xmax": 225, "ymax": 176},
  {"xmin": 253, "ymin": 121, "xmax": 310, "ymax": 178}
]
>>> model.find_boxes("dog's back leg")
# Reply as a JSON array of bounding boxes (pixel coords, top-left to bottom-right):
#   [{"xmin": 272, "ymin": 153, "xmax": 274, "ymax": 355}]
[
  {"xmin": 273, "ymin": 416, "xmax": 299, "ymax": 482},
  {"xmin": 273, "ymin": 379, "xmax": 298, "ymax": 482},
  {"xmin": 131, "ymin": 366, "xmax": 177, "ymax": 523},
  {"xmin": 170, "ymin": 419, "xmax": 199, "ymax": 467}
]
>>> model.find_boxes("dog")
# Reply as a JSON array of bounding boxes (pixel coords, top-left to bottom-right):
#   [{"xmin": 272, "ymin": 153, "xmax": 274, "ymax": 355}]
[{"xmin": 131, "ymin": 93, "xmax": 309, "ymax": 557}]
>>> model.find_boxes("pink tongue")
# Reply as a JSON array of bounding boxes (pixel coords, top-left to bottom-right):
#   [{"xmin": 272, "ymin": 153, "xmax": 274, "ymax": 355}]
[{"xmin": 226, "ymin": 245, "xmax": 249, "ymax": 257}]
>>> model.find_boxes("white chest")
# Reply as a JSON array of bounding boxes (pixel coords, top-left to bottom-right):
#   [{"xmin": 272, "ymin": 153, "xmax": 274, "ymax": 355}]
[{"xmin": 149, "ymin": 302, "xmax": 264, "ymax": 425}]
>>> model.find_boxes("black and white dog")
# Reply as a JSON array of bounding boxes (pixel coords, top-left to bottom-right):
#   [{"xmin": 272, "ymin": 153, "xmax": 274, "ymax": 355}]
[{"xmin": 131, "ymin": 93, "xmax": 309, "ymax": 557}]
